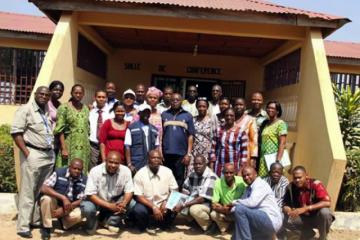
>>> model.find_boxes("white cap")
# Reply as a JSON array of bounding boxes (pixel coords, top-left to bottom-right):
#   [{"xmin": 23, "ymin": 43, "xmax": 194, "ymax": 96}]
[
  {"xmin": 123, "ymin": 89, "xmax": 135, "ymax": 97},
  {"xmin": 138, "ymin": 103, "xmax": 152, "ymax": 112}
]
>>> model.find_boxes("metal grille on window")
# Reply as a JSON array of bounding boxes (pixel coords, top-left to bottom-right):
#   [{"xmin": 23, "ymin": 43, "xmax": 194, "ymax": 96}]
[{"xmin": 331, "ymin": 72, "xmax": 360, "ymax": 93}]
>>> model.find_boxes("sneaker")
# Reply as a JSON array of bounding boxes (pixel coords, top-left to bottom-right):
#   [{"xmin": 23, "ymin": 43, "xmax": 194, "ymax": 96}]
[
  {"xmin": 84, "ymin": 220, "xmax": 98, "ymax": 235},
  {"xmin": 40, "ymin": 228, "xmax": 51, "ymax": 240},
  {"xmin": 204, "ymin": 223, "xmax": 219, "ymax": 235},
  {"xmin": 17, "ymin": 231, "xmax": 33, "ymax": 238},
  {"xmin": 145, "ymin": 227, "xmax": 157, "ymax": 235},
  {"xmin": 107, "ymin": 225, "xmax": 120, "ymax": 233}
]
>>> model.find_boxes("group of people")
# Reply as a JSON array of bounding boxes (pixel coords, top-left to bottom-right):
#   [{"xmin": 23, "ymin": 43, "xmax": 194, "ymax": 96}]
[{"xmin": 11, "ymin": 81, "xmax": 335, "ymax": 240}]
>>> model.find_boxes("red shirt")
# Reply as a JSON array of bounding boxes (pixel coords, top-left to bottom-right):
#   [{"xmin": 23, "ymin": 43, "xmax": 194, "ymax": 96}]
[{"xmin": 99, "ymin": 119, "xmax": 128, "ymax": 164}]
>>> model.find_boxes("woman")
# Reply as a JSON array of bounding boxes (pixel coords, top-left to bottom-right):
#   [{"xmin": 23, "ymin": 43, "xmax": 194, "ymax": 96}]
[
  {"xmin": 233, "ymin": 98, "xmax": 258, "ymax": 166},
  {"xmin": 48, "ymin": 80, "xmax": 64, "ymax": 128},
  {"xmin": 99, "ymin": 101, "xmax": 129, "ymax": 165},
  {"xmin": 212, "ymin": 97, "xmax": 231, "ymax": 128},
  {"xmin": 258, "ymin": 101, "xmax": 287, "ymax": 177},
  {"xmin": 210, "ymin": 108, "xmax": 249, "ymax": 177},
  {"xmin": 54, "ymin": 84, "xmax": 90, "ymax": 172},
  {"xmin": 187, "ymin": 97, "xmax": 213, "ymax": 174},
  {"xmin": 122, "ymin": 89, "xmax": 137, "ymax": 123}
]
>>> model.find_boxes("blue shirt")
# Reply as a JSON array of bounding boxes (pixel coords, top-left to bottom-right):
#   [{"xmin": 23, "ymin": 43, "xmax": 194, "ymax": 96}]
[{"xmin": 161, "ymin": 108, "xmax": 195, "ymax": 156}]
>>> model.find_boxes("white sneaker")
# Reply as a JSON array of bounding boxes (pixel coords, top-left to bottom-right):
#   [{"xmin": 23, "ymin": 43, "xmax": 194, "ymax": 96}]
[
  {"xmin": 108, "ymin": 226, "xmax": 120, "ymax": 233},
  {"xmin": 145, "ymin": 227, "xmax": 156, "ymax": 235}
]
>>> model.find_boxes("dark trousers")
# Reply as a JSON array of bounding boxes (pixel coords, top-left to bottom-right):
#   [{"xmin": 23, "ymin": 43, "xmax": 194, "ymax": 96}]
[
  {"xmin": 130, "ymin": 202, "xmax": 176, "ymax": 231},
  {"xmin": 284, "ymin": 208, "xmax": 335, "ymax": 240},
  {"xmin": 89, "ymin": 143, "xmax": 101, "ymax": 170},
  {"xmin": 163, "ymin": 154, "xmax": 185, "ymax": 190}
]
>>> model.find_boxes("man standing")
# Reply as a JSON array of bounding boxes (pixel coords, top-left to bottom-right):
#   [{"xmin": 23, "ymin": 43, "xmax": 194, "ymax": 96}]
[
  {"xmin": 157, "ymin": 86, "xmax": 173, "ymax": 113},
  {"xmin": 283, "ymin": 166, "xmax": 334, "ymax": 240},
  {"xmin": 264, "ymin": 162, "xmax": 289, "ymax": 208},
  {"xmin": 210, "ymin": 163, "xmax": 246, "ymax": 234},
  {"xmin": 182, "ymin": 85, "xmax": 198, "ymax": 117},
  {"xmin": 11, "ymin": 86, "xmax": 55, "ymax": 238},
  {"xmin": 92, "ymin": 82, "xmax": 119, "ymax": 110},
  {"xmin": 40, "ymin": 159, "xmax": 87, "ymax": 240},
  {"xmin": 81, "ymin": 151, "xmax": 134, "ymax": 234},
  {"xmin": 131, "ymin": 150, "xmax": 178, "ymax": 233},
  {"xmin": 174, "ymin": 155, "xmax": 218, "ymax": 232},
  {"xmin": 208, "ymin": 84, "xmax": 222, "ymax": 116},
  {"xmin": 134, "ymin": 84, "xmax": 147, "ymax": 109},
  {"xmin": 89, "ymin": 90, "xmax": 111, "ymax": 169},
  {"xmin": 232, "ymin": 166, "xmax": 282, "ymax": 240},
  {"xmin": 125, "ymin": 103, "xmax": 160, "ymax": 174},
  {"xmin": 246, "ymin": 92, "xmax": 268, "ymax": 129},
  {"xmin": 162, "ymin": 93, "xmax": 195, "ymax": 188}
]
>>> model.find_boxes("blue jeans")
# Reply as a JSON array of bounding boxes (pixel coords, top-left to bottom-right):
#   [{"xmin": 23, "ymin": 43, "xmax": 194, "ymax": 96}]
[
  {"xmin": 232, "ymin": 204, "xmax": 275, "ymax": 240},
  {"xmin": 80, "ymin": 200, "xmax": 136, "ymax": 232}
]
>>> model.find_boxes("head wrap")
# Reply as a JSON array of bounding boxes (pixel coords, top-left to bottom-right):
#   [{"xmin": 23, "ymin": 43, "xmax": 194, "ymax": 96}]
[{"xmin": 146, "ymin": 86, "xmax": 163, "ymax": 98}]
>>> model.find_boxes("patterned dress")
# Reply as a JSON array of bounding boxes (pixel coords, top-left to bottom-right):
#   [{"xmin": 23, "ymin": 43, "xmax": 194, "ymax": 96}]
[
  {"xmin": 259, "ymin": 119, "xmax": 288, "ymax": 177},
  {"xmin": 235, "ymin": 114, "xmax": 258, "ymax": 161},
  {"xmin": 54, "ymin": 103, "xmax": 90, "ymax": 173},
  {"xmin": 188, "ymin": 116, "xmax": 213, "ymax": 174}
]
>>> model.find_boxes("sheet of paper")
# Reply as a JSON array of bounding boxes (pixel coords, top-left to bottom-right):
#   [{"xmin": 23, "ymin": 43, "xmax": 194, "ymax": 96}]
[{"xmin": 264, "ymin": 150, "xmax": 291, "ymax": 170}]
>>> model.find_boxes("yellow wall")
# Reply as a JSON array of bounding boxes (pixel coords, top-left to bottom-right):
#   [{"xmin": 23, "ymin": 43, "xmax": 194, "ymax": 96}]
[
  {"xmin": 0, "ymin": 37, "xmax": 49, "ymax": 50},
  {"xmin": 329, "ymin": 63, "xmax": 360, "ymax": 74},
  {"xmin": 107, "ymin": 48, "xmax": 263, "ymax": 99}
]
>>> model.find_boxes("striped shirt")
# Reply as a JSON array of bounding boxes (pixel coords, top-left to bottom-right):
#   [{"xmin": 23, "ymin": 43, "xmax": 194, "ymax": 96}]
[
  {"xmin": 210, "ymin": 125, "xmax": 248, "ymax": 176},
  {"xmin": 264, "ymin": 175, "xmax": 289, "ymax": 207}
]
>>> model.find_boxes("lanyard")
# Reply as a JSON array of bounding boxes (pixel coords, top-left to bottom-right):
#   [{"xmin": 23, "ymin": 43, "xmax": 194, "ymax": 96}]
[{"xmin": 39, "ymin": 111, "xmax": 51, "ymax": 134}]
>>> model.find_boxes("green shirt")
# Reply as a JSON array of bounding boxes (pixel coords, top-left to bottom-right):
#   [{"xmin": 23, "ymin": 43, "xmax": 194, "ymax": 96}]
[{"xmin": 212, "ymin": 176, "xmax": 247, "ymax": 205}]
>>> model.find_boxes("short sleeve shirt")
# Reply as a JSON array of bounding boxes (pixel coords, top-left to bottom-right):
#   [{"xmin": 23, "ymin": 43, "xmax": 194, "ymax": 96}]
[
  {"xmin": 11, "ymin": 101, "xmax": 53, "ymax": 149},
  {"xmin": 133, "ymin": 165, "xmax": 178, "ymax": 207},
  {"xmin": 212, "ymin": 176, "xmax": 247, "ymax": 205},
  {"xmin": 161, "ymin": 108, "xmax": 195, "ymax": 156},
  {"xmin": 85, "ymin": 163, "xmax": 134, "ymax": 202}
]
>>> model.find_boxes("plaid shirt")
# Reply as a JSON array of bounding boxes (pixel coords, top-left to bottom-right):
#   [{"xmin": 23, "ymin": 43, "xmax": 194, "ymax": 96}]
[
  {"xmin": 210, "ymin": 125, "xmax": 248, "ymax": 176},
  {"xmin": 44, "ymin": 169, "xmax": 85, "ymax": 201},
  {"xmin": 182, "ymin": 167, "xmax": 218, "ymax": 204}
]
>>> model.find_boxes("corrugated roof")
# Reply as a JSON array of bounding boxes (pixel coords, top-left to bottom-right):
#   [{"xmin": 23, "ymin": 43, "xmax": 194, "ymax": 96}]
[
  {"xmin": 325, "ymin": 41, "xmax": 360, "ymax": 60},
  {"xmin": 95, "ymin": 0, "xmax": 346, "ymax": 21},
  {"xmin": 0, "ymin": 11, "xmax": 55, "ymax": 35}
]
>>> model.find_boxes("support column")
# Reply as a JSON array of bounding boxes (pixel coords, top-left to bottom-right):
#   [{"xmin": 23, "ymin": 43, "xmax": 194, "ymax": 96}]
[
  {"xmin": 295, "ymin": 29, "xmax": 346, "ymax": 209},
  {"xmin": 33, "ymin": 12, "xmax": 78, "ymax": 101}
]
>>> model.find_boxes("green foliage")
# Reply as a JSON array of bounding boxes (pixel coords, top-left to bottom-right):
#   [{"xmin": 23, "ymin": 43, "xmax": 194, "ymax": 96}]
[
  {"xmin": 338, "ymin": 149, "xmax": 360, "ymax": 211},
  {"xmin": 0, "ymin": 124, "xmax": 17, "ymax": 192},
  {"xmin": 333, "ymin": 85, "xmax": 360, "ymax": 150}
]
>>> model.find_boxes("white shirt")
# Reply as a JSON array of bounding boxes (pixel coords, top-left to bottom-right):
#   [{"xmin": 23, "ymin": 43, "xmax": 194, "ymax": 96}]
[
  {"xmin": 124, "ymin": 124, "xmax": 160, "ymax": 150},
  {"xmin": 85, "ymin": 163, "xmax": 134, "ymax": 202},
  {"xmin": 208, "ymin": 102, "xmax": 220, "ymax": 116},
  {"xmin": 89, "ymin": 106, "xmax": 112, "ymax": 143},
  {"xmin": 134, "ymin": 165, "xmax": 178, "ymax": 207},
  {"xmin": 232, "ymin": 177, "xmax": 283, "ymax": 231}
]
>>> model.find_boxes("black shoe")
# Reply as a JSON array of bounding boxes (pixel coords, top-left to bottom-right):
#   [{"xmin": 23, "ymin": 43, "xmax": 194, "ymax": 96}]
[
  {"xmin": 40, "ymin": 228, "xmax": 51, "ymax": 240},
  {"xmin": 17, "ymin": 231, "xmax": 33, "ymax": 238}
]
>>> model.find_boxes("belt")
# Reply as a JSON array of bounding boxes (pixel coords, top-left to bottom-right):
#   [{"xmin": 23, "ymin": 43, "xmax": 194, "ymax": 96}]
[
  {"xmin": 90, "ymin": 141, "xmax": 99, "ymax": 148},
  {"xmin": 25, "ymin": 142, "xmax": 52, "ymax": 152}
]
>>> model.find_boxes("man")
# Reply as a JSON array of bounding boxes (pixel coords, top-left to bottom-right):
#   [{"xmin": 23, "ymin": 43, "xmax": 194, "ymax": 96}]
[
  {"xmin": 11, "ymin": 86, "xmax": 55, "ymax": 238},
  {"xmin": 122, "ymin": 89, "xmax": 137, "ymax": 122},
  {"xmin": 182, "ymin": 85, "xmax": 198, "ymax": 117},
  {"xmin": 208, "ymin": 84, "xmax": 222, "ymax": 116},
  {"xmin": 40, "ymin": 159, "xmax": 87, "ymax": 240},
  {"xmin": 232, "ymin": 166, "xmax": 282, "ymax": 240},
  {"xmin": 157, "ymin": 86, "xmax": 173, "ymax": 113},
  {"xmin": 246, "ymin": 92, "xmax": 268, "ymax": 129},
  {"xmin": 89, "ymin": 90, "xmax": 111, "ymax": 169},
  {"xmin": 174, "ymin": 155, "xmax": 218, "ymax": 232},
  {"xmin": 92, "ymin": 82, "xmax": 119, "ymax": 110},
  {"xmin": 264, "ymin": 162, "xmax": 289, "ymax": 208},
  {"xmin": 134, "ymin": 84, "xmax": 147, "ymax": 109},
  {"xmin": 125, "ymin": 103, "xmax": 160, "ymax": 174},
  {"xmin": 283, "ymin": 166, "xmax": 334, "ymax": 240},
  {"xmin": 131, "ymin": 150, "xmax": 178, "ymax": 233},
  {"xmin": 210, "ymin": 163, "xmax": 246, "ymax": 234},
  {"xmin": 161, "ymin": 93, "xmax": 195, "ymax": 188},
  {"xmin": 81, "ymin": 151, "xmax": 134, "ymax": 234}
]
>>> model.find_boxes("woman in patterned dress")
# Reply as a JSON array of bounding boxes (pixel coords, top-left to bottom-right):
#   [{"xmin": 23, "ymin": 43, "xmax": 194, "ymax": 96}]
[
  {"xmin": 54, "ymin": 84, "xmax": 90, "ymax": 172},
  {"xmin": 258, "ymin": 101, "xmax": 288, "ymax": 177},
  {"xmin": 187, "ymin": 97, "xmax": 213, "ymax": 174}
]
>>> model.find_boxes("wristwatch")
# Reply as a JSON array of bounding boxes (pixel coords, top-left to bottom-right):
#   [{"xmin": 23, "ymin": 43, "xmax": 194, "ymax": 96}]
[{"xmin": 187, "ymin": 153, "xmax": 192, "ymax": 157}]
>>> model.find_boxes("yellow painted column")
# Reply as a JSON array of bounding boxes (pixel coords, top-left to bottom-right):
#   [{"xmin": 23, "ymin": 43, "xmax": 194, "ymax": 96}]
[
  {"xmin": 295, "ymin": 29, "xmax": 347, "ymax": 209},
  {"xmin": 32, "ymin": 12, "xmax": 79, "ymax": 101}
]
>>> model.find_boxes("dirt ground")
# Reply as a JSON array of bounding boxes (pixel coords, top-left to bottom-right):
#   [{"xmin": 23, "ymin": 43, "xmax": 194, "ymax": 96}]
[{"xmin": 2, "ymin": 214, "xmax": 360, "ymax": 240}]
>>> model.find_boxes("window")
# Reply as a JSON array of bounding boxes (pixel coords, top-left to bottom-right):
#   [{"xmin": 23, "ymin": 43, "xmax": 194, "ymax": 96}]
[
  {"xmin": 0, "ymin": 47, "xmax": 45, "ymax": 104},
  {"xmin": 331, "ymin": 72, "xmax": 360, "ymax": 93},
  {"xmin": 264, "ymin": 49, "xmax": 301, "ymax": 90}
]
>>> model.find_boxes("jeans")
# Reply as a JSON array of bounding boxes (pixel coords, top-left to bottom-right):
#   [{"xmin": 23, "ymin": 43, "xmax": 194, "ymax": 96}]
[
  {"xmin": 232, "ymin": 204, "xmax": 275, "ymax": 240},
  {"xmin": 129, "ymin": 202, "xmax": 177, "ymax": 231},
  {"xmin": 163, "ymin": 154, "xmax": 185, "ymax": 190},
  {"xmin": 80, "ymin": 200, "xmax": 135, "ymax": 232}
]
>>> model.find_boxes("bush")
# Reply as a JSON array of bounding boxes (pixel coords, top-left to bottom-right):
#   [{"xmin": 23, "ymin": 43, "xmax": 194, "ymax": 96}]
[{"xmin": 0, "ymin": 124, "xmax": 17, "ymax": 192}]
